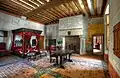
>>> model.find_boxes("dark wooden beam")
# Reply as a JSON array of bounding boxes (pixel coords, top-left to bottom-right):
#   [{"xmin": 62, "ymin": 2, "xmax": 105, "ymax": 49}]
[
  {"xmin": 25, "ymin": 0, "xmax": 74, "ymax": 17},
  {"xmin": 50, "ymin": 8, "xmax": 63, "ymax": 18},
  {"xmin": 46, "ymin": 9, "xmax": 60, "ymax": 18},
  {"xmin": 93, "ymin": 0, "xmax": 97, "ymax": 16},
  {"xmin": 0, "ymin": 4, "xmax": 24, "ymax": 15},
  {"xmin": 82, "ymin": 0, "xmax": 90, "ymax": 16},
  {"xmin": 101, "ymin": 0, "xmax": 108, "ymax": 15},
  {"xmin": 67, "ymin": 1, "xmax": 76, "ymax": 15}
]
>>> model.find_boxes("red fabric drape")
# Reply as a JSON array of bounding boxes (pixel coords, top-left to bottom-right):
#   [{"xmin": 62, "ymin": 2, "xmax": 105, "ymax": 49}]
[
  {"xmin": 24, "ymin": 32, "xmax": 32, "ymax": 52},
  {"xmin": 36, "ymin": 33, "xmax": 40, "ymax": 51},
  {"xmin": 11, "ymin": 33, "xmax": 15, "ymax": 51}
]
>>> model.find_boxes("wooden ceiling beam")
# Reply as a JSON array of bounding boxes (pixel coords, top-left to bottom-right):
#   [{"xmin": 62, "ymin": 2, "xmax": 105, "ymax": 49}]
[
  {"xmin": 42, "ymin": 10, "xmax": 57, "ymax": 20},
  {"xmin": 39, "ymin": 11, "xmax": 56, "ymax": 20},
  {"xmin": 72, "ymin": 1, "xmax": 80, "ymax": 14},
  {"xmin": 82, "ymin": 0, "xmax": 90, "ymax": 16},
  {"xmin": 26, "ymin": 0, "xmax": 41, "ymax": 7},
  {"xmin": 10, "ymin": 0, "xmax": 33, "ymax": 10},
  {"xmin": 39, "ymin": 0, "xmax": 47, "ymax": 4},
  {"xmin": 96, "ymin": 0, "xmax": 103, "ymax": 15},
  {"xmin": 57, "ymin": 5, "xmax": 68, "ymax": 17},
  {"xmin": 101, "ymin": 0, "xmax": 108, "ymax": 15},
  {"xmin": 67, "ymin": 2, "xmax": 76, "ymax": 16},
  {"xmin": 31, "ymin": 15, "xmax": 51, "ymax": 23},
  {"xmin": 70, "ymin": 1, "xmax": 79, "ymax": 15},
  {"xmin": 87, "ymin": 0, "xmax": 94, "ymax": 15},
  {"xmin": 46, "ymin": 9, "xmax": 60, "ymax": 18},
  {"xmin": 54, "ymin": 7, "xmax": 66, "ymax": 17},
  {"xmin": 93, "ymin": 0, "xmax": 97, "ymax": 16},
  {"xmin": 59, "ymin": 5, "xmax": 69, "ymax": 16},
  {"xmin": 60, "ymin": 4, "xmax": 69, "ymax": 15},
  {"xmin": 32, "ymin": 0, "xmax": 42, "ymax": 6},
  {"xmin": 29, "ymin": 17, "xmax": 45, "ymax": 23},
  {"xmin": 0, "ymin": 3, "xmax": 25, "ymax": 14},
  {"xmin": 73, "ymin": 1, "xmax": 82, "ymax": 14},
  {"xmin": 0, "ymin": 5, "xmax": 23, "ymax": 15},
  {"xmin": 19, "ymin": 0, "xmax": 37, "ymax": 9},
  {"xmin": 64, "ymin": 3, "xmax": 74, "ymax": 16},
  {"xmin": 75, "ymin": 0, "xmax": 88, "ymax": 16},
  {"xmin": 0, "ymin": 1, "xmax": 29, "ymax": 13},
  {"xmin": 32, "ymin": 12, "xmax": 53, "ymax": 22},
  {"xmin": 49, "ymin": 8, "xmax": 63, "ymax": 18},
  {"xmin": 67, "ymin": 2, "xmax": 76, "ymax": 15},
  {"xmin": 25, "ymin": 0, "xmax": 74, "ymax": 17}
]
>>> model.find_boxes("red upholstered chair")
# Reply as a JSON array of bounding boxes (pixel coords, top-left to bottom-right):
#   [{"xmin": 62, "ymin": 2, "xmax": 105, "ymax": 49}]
[{"xmin": 0, "ymin": 42, "xmax": 10, "ymax": 56}]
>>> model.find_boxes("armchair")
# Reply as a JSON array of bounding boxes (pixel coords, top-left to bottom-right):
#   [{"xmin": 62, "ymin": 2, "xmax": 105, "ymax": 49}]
[{"xmin": 0, "ymin": 42, "xmax": 10, "ymax": 56}]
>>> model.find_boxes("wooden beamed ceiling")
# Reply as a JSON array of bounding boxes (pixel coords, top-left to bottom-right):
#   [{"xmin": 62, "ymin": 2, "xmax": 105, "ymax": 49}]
[{"xmin": 0, "ymin": 0, "xmax": 107, "ymax": 25}]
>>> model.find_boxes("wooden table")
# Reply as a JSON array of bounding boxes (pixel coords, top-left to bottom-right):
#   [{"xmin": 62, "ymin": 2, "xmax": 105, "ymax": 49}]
[{"xmin": 50, "ymin": 50, "xmax": 73, "ymax": 67}]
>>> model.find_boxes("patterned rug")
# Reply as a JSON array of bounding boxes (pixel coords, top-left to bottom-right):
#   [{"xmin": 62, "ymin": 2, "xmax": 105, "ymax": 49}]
[{"xmin": 0, "ymin": 54, "xmax": 109, "ymax": 78}]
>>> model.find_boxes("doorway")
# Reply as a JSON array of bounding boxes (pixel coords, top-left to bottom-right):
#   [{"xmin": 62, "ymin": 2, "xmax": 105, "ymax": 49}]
[{"xmin": 92, "ymin": 34, "xmax": 104, "ymax": 55}]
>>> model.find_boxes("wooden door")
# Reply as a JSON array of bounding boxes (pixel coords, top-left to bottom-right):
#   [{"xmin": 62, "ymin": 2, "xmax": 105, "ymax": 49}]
[
  {"xmin": 39, "ymin": 36, "xmax": 44, "ymax": 49},
  {"xmin": 114, "ymin": 22, "xmax": 120, "ymax": 57}
]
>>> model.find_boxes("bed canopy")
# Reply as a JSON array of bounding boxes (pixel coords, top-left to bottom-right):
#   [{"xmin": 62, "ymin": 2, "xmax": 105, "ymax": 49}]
[{"xmin": 11, "ymin": 28, "xmax": 42, "ymax": 56}]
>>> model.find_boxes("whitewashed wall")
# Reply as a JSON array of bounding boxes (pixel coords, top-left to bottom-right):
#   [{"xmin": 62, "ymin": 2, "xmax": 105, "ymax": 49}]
[
  {"xmin": 0, "ymin": 31, "xmax": 4, "ymax": 42},
  {"xmin": 59, "ymin": 15, "xmax": 83, "ymax": 29},
  {"xmin": 89, "ymin": 17, "xmax": 104, "ymax": 24},
  {"xmin": 108, "ymin": 0, "xmax": 120, "ymax": 76},
  {"xmin": 0, "ymin": 12, "xmax": 45, "ymax": 50},
  {"xmin": 45, "ymin": 24, "xmax": 59, "ymax": 39},
  {"xmin": 0, "ymin": 12, "xmax": 45, "ymax": 35},
  {"xmin": 59, "ymin": 15, "xmax": 88, "ymax": 54},
  {"xmin": 59, "ymin": 15, "xmax": 84, "ymax": 36}
]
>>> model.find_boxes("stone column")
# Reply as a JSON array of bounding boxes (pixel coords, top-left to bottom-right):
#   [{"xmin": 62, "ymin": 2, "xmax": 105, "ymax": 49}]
[{"xmin": 80, "ymin": 37, "xmax": 86, "ymax": 55}]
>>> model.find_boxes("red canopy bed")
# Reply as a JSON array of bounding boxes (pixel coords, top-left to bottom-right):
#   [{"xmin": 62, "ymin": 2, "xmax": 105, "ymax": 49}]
[{"xmin": 11, "ymin": 28, "xmax": 42, "ymax": 57}]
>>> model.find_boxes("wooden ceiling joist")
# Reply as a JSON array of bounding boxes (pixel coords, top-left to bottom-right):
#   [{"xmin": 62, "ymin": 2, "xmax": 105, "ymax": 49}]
[
  {"xmin": 67, "ymin": 1, "xmax": 76, "ymax": 15},
  {"xmin": 82, "ymin": 0, "xmax": 90, "ymax": 16},
  {"xmin": 54, "ymin": 7, "xmax": 66, "ymax": 17},
  {"xmin": 0, "ymin": 0, "xmax": 107, "ymax": 24},
  {"xmin": 73, "ymin": 1, "xmax": 82, "ymax": 14},
  {"xmin": 25, "ymin": 0, "xmax": 74, "ymax": 17},
  {"xmin": 0, "ymin": 4, "xmax": 24, "ymax": 15},
  {"xmin": 0, "ymin": 6, "xmax": 22, "ymax": 16},
  {"xmin": 64, "ymin": 3, "xmax": 74, "ymax": 16},
  {"xmin": 57, "ymin": 5, "xmax": 68, "ymax": 17},
  {"xmin": 93, "ymin": 0, "xmax": 97, "ymax": 16},
  {"xmin": 49, "ymin": 8, "xmax": 63, "ymax": 18},
  {"xmin": 45, "ymin": 9, "xmax": 59, "ymax": 18}
]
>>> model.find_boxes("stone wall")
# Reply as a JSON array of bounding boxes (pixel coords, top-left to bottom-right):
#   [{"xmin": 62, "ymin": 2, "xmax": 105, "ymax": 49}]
[
  {"xmin": 108, "ymin": 0, "xmax": 120, "ymax": 77},
  {"xmin": 45, "ymin": 24, "xmax": 59, "ymax": 39},
  {"xmin": 0, "ymin": 12, "xmax": 45, "ymax": 50},
  {"xmin": 0, "ymin": 12, "xmax": 44, "ymax": 35},
  {"xmin": 59, "ymin": 15, "xmax": 84, "ymax": 36},
  {"xmin": 45, "ymin": 24, "xmax": 59, "ymax": 48}
]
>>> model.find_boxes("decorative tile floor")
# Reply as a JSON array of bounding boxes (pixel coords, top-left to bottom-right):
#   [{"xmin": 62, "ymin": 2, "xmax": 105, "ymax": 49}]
[{"xmin": 0, "ymin": 54, "xmax": 109, "ymax": 78}]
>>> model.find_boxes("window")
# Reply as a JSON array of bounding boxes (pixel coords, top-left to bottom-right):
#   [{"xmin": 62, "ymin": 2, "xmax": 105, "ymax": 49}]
[
  {"xmin": 32, "ymin": 39, "xmax": 36, "ymax": 46},
  {"xmin": 114, "ymin": 22, "xmax": 120, "ymax": 57},
  {"xmin": 106, "ymin": 14, "xmax": 110, "ymax": 50},
  {"xmin": 14, "ymin": 35, "xmax": 23, "ymax": 47}
]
